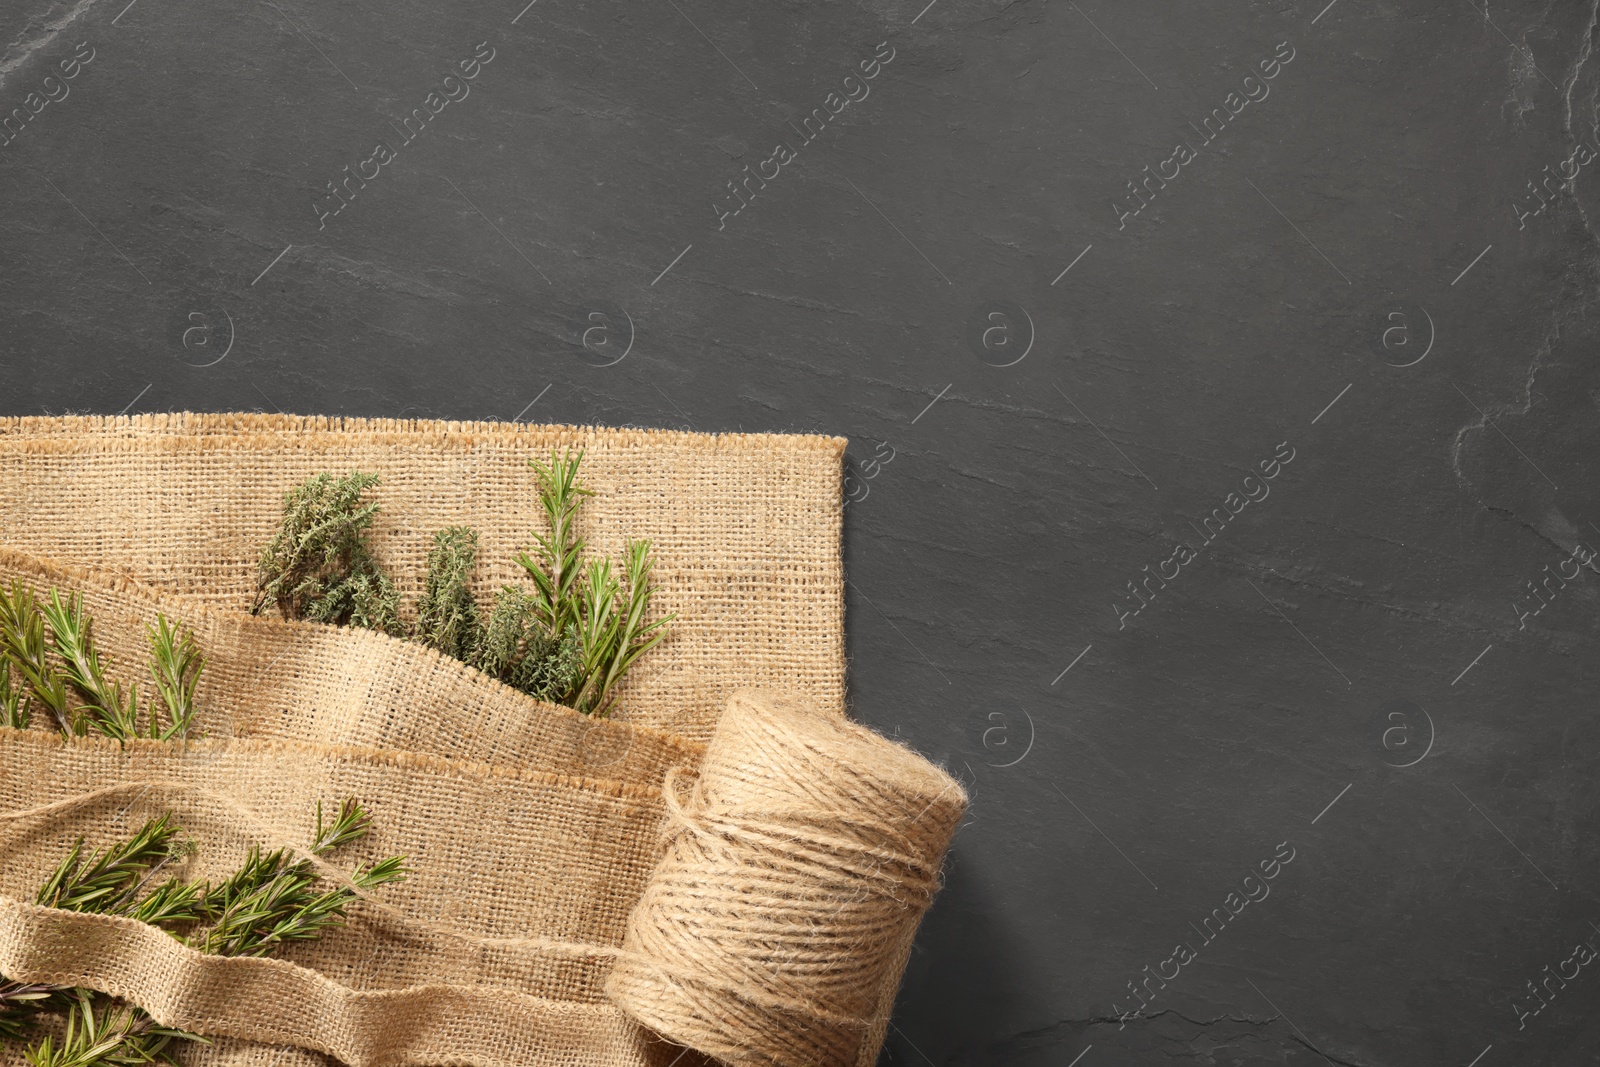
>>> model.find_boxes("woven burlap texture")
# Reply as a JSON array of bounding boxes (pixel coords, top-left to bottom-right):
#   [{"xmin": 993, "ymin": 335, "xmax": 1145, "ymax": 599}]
[
  {"xmin": 0, "ymin": 548, "xmax": 697, "ymax": 786},
  {"xmin": 0, "ymin": 415, "xmax": 965, "ymax": 1067},
  {"xmin": 0, "ymin": 734, "xmax": 666, "ymax": 1067},
  {"xmin": 0, "ymin": 413, "xmax": 848, "ymax": 743}
]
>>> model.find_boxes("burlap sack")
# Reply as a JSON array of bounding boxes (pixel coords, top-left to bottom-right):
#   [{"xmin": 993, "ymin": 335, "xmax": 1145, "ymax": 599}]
[{"xmin": 0, "ymin": 415, "xmax": 966, "ymax": 1067}]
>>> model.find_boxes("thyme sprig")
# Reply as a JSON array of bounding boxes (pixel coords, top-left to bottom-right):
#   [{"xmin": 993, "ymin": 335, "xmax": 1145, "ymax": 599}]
[
  {"xmin": 251, "ymin": 472, "xmax": 403, "ymax": 636},
  {"xmin": 413, "ymin": 527, "xmax": 481, "ymax": 661},
  {"xmin": 0, "ymin": 800, "xmax": 408, "ymax": 1065},
  {"xmin": 475, "ymin": 587, "xmax": 583, "ymax": 704}
]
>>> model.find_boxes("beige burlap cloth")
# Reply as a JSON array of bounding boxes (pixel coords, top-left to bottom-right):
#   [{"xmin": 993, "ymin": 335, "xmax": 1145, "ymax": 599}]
[{"xmin": 0, "ymin": 415, "xmax": 967, "ymax": 1067}]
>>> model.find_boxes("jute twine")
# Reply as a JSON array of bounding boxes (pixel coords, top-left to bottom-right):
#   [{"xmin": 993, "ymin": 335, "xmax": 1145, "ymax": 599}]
[{"xmin": 606, "ymin": 692, "xmax": 967, "ymax": 1067}]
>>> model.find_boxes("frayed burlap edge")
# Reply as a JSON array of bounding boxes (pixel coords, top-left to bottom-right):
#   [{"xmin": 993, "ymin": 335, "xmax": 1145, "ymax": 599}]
[
  {"xmin": 0, "ymin": 413, "xmax": 848, "ymax": 453},
  {"xmin": 0, "ymin": 725, "xmax": 669, "ymax": 806}
]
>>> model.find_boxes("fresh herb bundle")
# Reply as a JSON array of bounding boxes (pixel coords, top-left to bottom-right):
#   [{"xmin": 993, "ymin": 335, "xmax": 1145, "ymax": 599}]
[
  {"xmin": 0, "ymin": 798, "xmax": 407, "ymax": 1065},
  {"xmin": 475, "ymin": 585, "xmax": 583, "ymax": 704},
  {"xmin": 0, "ymin": 581, "xmax": 204, "ymax": 741},
  {"xmin": 253, "ymin": 450, "xmax": 675, "ymax": 717},
  {"xmin": 250, "ymin": 472, "xmax": 403, "ymax": 636},
  {"xmin": 412, "ymin": 526, "xmax": 482, "ymax": 662}
]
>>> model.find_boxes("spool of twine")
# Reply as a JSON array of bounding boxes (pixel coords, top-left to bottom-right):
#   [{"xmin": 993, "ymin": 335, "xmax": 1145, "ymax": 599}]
[{"xmin": 606, "ymin": 691, "xmax": 968, "ymax": 1067}]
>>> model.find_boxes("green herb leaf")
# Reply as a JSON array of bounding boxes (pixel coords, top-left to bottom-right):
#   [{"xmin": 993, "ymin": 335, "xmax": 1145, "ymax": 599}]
[
  {"xmin": 3, "ymin": 801, "xmax": 404, "ymax": 1060},
  {"xmin": 253, "ymin": 472, "xmax": 403, "ymax": 636},
  {"xmin": 41, "ymin": 591, "xmax": 141, "ymax": 742},
  {"xmin": 311, "ymin": 797, "xmax": 371, "ymax": 855},
  {"xmin": 0, "ymin": 657, "xmax": 28, "ymax": 730},
  {"xmin": 144, "ymin": 616, "xmax": 203, "ymax": 741},
  {"xmin": 0, "ymin": 581, "xmax": 74, "ymax": 735},
  {"xmin": 35, "ymin": 813, "xmax": 184, "ymax": 914},
  {"xmin": 414, "ymin": 526, "xmax": 482, "ymax": 660}
]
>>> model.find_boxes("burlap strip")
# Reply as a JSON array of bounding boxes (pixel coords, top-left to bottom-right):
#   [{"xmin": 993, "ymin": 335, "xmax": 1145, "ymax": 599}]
[
  {"xmin": 0, "ymin": 547, "xmax": 700, "ymax": 785},
  {"xmin": 0, "ymin": 899, "xmax": 662, "ymax": 1067}
]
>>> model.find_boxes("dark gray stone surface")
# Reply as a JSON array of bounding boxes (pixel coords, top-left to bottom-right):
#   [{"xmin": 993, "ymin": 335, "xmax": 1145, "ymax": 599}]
[{"xmin": 3, "ymin": 0, "xmax": 1599, "ymax": 1062}]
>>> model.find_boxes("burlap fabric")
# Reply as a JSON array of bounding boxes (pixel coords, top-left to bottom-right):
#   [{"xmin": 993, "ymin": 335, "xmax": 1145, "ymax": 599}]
[
  {"xmin": 0, "ymin": 415, "xmax": 966, "ymax": 1067},
  {"xmin": 0, "ymin": 413, "xmax": 849, "ymax": 743},
  {"xmin": 0, "ymin": 550, "xmax": 697, "ymax": 786}
]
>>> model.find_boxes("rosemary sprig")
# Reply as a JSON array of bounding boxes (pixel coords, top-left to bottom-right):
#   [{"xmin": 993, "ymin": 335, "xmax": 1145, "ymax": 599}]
[
  {"xmin": 122, "ymin": 877, "xmax": 208, "ymax": 929},
  {"xmin": 0, "ymin": 800, "xmax": 407, "ymax": 1063},
  {"xmin": 194, "ymin": 861, "xmax": 406, "ymax": 955},
  {"xmin": 517, "ymin": 450, "xmax": 593, "ymax": 637},
  {"xmin": 189, "ymin": 797, "xmax": 407, "ymax": 957},
  {"xmin": 511, "ymin": 450, "xmax": 674, "ymax": 716},
  {"xmin": 188, "ymin": 850, "xmax": 354, "ymax": 957},
  {"xmin": 187, "ymin": 854, "xmax": 406, "ymax": 957},
  {"xmin": 254, "ymin": 453, "xmax": 674, "ymax": 716},
  {"xmin": 0, "ymin": 581, "xmax": 74, "ymax": 735},
  {"xmin": 0, "ymin": 815, "xmax": 194, "ymax": 1039},
  {"xmin": 143, "ymin": 617, "xmax": 203, "ymax": 741},
  {"xmin": 34, "ymin": 813, "xmax": 187, "ymax": 914},
  {"xmin": 0, "ymin": 582, "xmax": 205, "ymax": 743},
  {"xmin": 570, "ymin": 556, "xmax": 620, "ymax": 715},
  {"xmin": 0, "ymin": 658, "xmax": 27, "ymax": 730},
  {"xmin": 42, "ymin": 591, "xmax": 141, "ymax": 742},
  {"xmin": 311, "ymin": 796, "xmax": 372, "ymax": 854},
  {"xmin": 23, "ymin": 988, "xmax": 193, "ymax": 1067},
  {"xmin": 0, "ymin": 986, "xmax": 53, "ymax": 1041},
  {"xmin": 579, "ymin": 539, "xmax": 673, "ymax": 718}
]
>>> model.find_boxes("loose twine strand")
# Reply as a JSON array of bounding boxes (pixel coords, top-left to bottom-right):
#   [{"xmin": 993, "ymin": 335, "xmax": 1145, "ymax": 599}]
[{"xmin": 605, "ymin": 695, "xmax": 966, "ymax": 1067}]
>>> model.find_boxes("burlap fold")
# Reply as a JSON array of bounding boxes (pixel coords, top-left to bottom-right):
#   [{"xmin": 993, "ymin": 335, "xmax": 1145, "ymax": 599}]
[
  {"xmin": 0, "ymin": 415, "xmax": 964, "ymax": 1067},
  {"xmin": 0, "ymin": 901, "xmax": 664, "ymax": 1067},
  {"xmin": 0, "ymin": 547, "xmax": 698, "ymax": 785}
]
